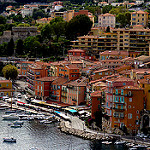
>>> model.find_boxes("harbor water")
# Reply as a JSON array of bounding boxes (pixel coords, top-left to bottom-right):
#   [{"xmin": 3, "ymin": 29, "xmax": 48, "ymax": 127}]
[{"xmin": 0, "ymin": 110, "xmax": 132, "ymax": 150}]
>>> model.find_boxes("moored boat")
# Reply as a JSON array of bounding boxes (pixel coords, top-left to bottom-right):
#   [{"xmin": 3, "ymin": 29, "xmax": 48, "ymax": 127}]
[
  {"xmin": 13, "ymin": 120, "xmax": 24, "ymax": 125},
  {"xmin": 102, "ymin": 141, "xmax": 112, "ymax": 145},
  {"xmin": 3, "ymin": 137, "xmax": 16, "ymax": 143},
  {"xmin": 114, "ymin": 140, "xmax": 126, "ymax": 145},
  {"xmin": 2, "ymin": 114, "xmax": 20, "ymax": 120},
  {"xmin": 10, "ymin": 124, "xmax": 22, "ymax": 128}
]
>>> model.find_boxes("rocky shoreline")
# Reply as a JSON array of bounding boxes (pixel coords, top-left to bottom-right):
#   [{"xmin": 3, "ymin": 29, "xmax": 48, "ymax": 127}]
[
  {"xmin": 58, "ymin": 121, "xmax": 150, "ymax": 148},
  {"xmin": 58, "ymin": 121, "xmax": 117, "ymax": 141}
]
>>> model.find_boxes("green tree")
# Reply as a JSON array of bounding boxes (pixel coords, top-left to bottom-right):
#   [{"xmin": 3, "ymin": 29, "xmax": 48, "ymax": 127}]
[
  {"xmin": 116, "ymin": 12, "xmax": 131, "ymax": 27},
  {"xmin": 0, "ymin": 15, "xmax": 6, "ymax": 24},
  {"xmin": 66, "ymin": 14, "xmax": 93, "ymax": 40},
  {"xmin": 17, "ymin": 23, "xmax": 30, "ymax": 27},
  {"xmin": 109, "ymin": 6, "xmax": 127, "ymax": 15},
  {"xmin": 41, "ymin": 23, "xmax": 52, "ymax": 40},
  {"xmin": 16, "ymin": 39, "xmax": 24, "ymax": 55},
  {"xmin": 106, "ymin": 26, "xmax": 110, "ymax": 32},
  {"xmin": 32, "ymin": 9, "xmax": 47, "ymax": 20},
  {"xmin": 51, "ymin": 20, "xmax": 66, "ymax": 41},
  {"xmin": 102, "ymin": 5, "xmax": 112, "ymax": 14},
  {"xmin": 2, "ymin": 64, "xmax": 18, "ymax": 81},
  {"xmin": 7, "ymin": 38, "xmax": 15, "ymax": 56}
]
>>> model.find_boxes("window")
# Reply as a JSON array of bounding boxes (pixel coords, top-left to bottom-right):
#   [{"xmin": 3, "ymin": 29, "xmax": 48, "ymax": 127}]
[
  {"xmin": 121, "ymin": 89, "xmax": 124, "ymax": 95},
  {"xmin": 99, "ymin": 72, "xmax": 102, "ymax": 75},
  {"xmin": 132, "ymin": 14, "xmax": 136, "ymax": 17},
  {"xmin": 129, "ymin": 98, "xmax": 132, "ymax": 102},
  {"xmin": 137, "ymin": 110, "xmax": 139, "ymax": 114},
  {"xmin": 115, "ymin": 89, "xmax": 118, "ymax": 95},
  {"xmin": 6, "ymin": 84, "xmax": 8, "ymax": 87},
  {"xmin": 121, "ymin": 105, "xmax": 124, "ymax": 109},
  {"xmin": 128, "ymin": 113, "xmax": 132, "ymax": 119},
  {"xmin": 115, "ymin": 104, "xmax": 118, "ymax": 109},
  {"xmin": 57, "ymin": 85, "xmax": 60, "ymax": 89},
  {"xmin": 128, "ymin": 105, "xmax": 131, "ymax": 109},
  {"xmin": 0, "ymin": 84, "xmax": 1, "ymax": 87},
  {"xmin": 120, "ymin": 97, "xmax": 124, "ymax": 103}
]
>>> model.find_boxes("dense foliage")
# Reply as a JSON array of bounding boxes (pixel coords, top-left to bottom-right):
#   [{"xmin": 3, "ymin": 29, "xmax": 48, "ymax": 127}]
[{"xmin": 2, "ymin": 64, "xmax": 18, "ymax": 81}]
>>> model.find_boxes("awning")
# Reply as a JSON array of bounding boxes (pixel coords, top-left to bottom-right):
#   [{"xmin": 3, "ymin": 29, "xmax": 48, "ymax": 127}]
[
  {"xmin": 17, "ymin": 101, "xmax": 25, "ymax": 105},
  {"xmin": 54, "ymin": 111, "xmax": 61, "ymax": 114},
  {"xmin": 69, "ymin": 109, "xmax": 77, "ymax": 113}
]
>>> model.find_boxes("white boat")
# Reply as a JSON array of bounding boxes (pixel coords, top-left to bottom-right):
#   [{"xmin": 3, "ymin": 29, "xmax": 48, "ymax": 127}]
[
  {"xmin": 5, "ymin": 109, "xmax": 17, "ymax": 114},
  {"xmin": 102, "ymin": 141, "xmax": 112, "ymax": 145},
  {"xmin": 10, "ymin": 124, "xmax": 22, "ymax": 128},
  {"xmin": 40, "ymin": 120, "xmax": 53, "ymax": 124},
  {"xmin": 3, "ymin": 137, "xmax": 16, "ymax": 143},
  {"xmin": 129, "ymin": 148, "xmax": 137, "ymax": 150},
  {"xmin": 114, "ymin": 140, "xmax": 126, "ymax": 145},
  {"xmin": 2, "ymin": 114, "xmax": 20, "ymax": 120},
  {"xmin": 13, "ymin": 120, "xmax": 24, "ymax": 125},
  {"xmin": 126, "ymin": 143, "xmax": 135, "ymax": 147},
  {"xmin": 133, "ymin": 144, "xmax": 147, "ymax": 148}
]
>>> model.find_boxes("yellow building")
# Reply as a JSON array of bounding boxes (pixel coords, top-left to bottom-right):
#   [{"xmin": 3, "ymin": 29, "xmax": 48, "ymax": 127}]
[
  {"xmin": 138, "ymin": 78, "xmax": 150, "ymax": 111},
  {"xmin": 0, "ymin": 80, "xmax": 14, "ymax": 97},
  {"xmin": 51, "ymin": 9, "xmax": 94, "ymax": 23},
  {"xmin": 131, "ymin": 10, "xmax": 149, "ymax": 27},
  {"xmin": 71, "ymin": 25, "xmax": 150, "ymax": 56}
]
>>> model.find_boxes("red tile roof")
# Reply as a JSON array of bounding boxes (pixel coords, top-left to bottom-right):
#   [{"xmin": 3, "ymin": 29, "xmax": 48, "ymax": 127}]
[
  {"xmin": 52, "ymin": 77, "xmax": 68, "ymax": 85},
  {"xmin": 36, "ymin": 77, "xmax": 58, "ymax": 82},
  {"xmin": 100, "ymin": 50, "xmax": 128, "ymax": 55}
]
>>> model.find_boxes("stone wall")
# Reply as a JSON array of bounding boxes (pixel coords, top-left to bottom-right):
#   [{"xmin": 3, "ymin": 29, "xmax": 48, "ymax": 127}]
[{"xmin": 0, "ymin": 27, "xmax": 40, "ymax": 44}]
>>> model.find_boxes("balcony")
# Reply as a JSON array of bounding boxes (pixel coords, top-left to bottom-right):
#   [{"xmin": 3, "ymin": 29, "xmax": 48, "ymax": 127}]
[
  {"xmin": 114, "ymin": 115, "xmax": 124, "ymax": 119},
  {"xmin": 113, "ymin": 107, "xmax": 125, "ymax": 111}
]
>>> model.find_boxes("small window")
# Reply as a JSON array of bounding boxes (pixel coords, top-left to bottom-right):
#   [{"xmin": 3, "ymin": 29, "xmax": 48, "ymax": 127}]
[
  {"xmin": 137, "ymin": 110, "xmax": 139, "ymax": 114},
  {"xmin": 128, "ymin": 113, "xmax": 132, "ymax": 119},
  {"xmin": 128, "ymin": 105, "xmax": 131, "ymax": 109},
  {"xmin": 129, "ymin": 98, "xmax": 132, "ymax": 102}
]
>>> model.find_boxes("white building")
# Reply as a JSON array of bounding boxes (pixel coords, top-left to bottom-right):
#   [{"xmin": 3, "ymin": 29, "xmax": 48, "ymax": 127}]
[
  {"xmin": 98, "ymin": 13, "xmax": 116, "ymax": 28},
  {"xmin": 136, "ymin": 0, "xmax": 144, "ymax": 5},
  {"xmin": 21, "ymin": 8, "xmax": 33, "ymax": 18}
]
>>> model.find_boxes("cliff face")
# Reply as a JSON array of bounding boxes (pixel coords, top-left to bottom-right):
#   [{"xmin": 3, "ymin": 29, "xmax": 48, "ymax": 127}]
[{"xmin": 0, "ymin": 27, "xmax": 40, "ymax": 44}]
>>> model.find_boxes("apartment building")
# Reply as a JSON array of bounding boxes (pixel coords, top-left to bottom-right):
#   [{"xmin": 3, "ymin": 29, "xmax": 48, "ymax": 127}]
[
  {"xmin": 71, "ymin": 34, "xmax": 118, "ymax": 57},
  {"xmin": 17, "ymin": 61, "xmax": 34, "ymax": 78},
  {"xmin": 98, "ymin": 13, "xmax": 116, "ymax": 28},
  {"xmin": 51, "ymin": 10, "xmax": 94, "ymax": 23},
  {"xmin": 91, "ymin": 90, "xmax": 103, "ymax": 119},
  {"xmin": 91, "ymin": 68, "xmax": 113, "ymax": 80},
  {"xmin": 58, "ymin": 64, "xmax": 80, "ymax": 81},
  {"xmin": 111, "ymin": 85, "xmax": 144, "ymax": 134},
  {"xmin": 138, "ymin": 78, "xmax": 150, "ymax": 111},
  {"xmin": 35, "ymin": 77, "xmax": 58, "ymax": 100},
  {"xmin": 105, "ymin": 76, "xmax": 134, "ymax": 121},
  {"xmin": 111, "ymin": 25, "xmax": 150, "ymax": 53},
  {"xmin": 0, "ymin": 80, "xmax": 14, "ymax": 97},
  {"xmin": 50, "ymin": 77, "xmax": 68, "ymax": 102},
  {"xmin": 71, "ymin": 25, "xmax": 150, "ymax": 55},
  {"xmin": 100, "ymin": 50, "xmax": 128, "ymax": 60},
  {"xmin": 27, "ymin": 62, "xmax": 50, "ymax": 95},
  {"xmin": 131, "ymin": 10, "xmax": 149, "ymax": 27},
  {"xmin": 66, "ymin": 78, "xmax": 87, "ymax": 106}
]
